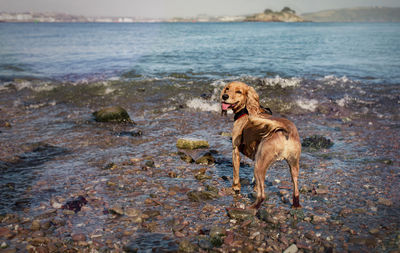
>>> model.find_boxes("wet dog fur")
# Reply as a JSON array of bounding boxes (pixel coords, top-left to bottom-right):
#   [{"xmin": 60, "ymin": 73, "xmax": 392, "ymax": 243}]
[{"xmin": 221, "ymin": 81, "xmax": 301, "ymax": 209}]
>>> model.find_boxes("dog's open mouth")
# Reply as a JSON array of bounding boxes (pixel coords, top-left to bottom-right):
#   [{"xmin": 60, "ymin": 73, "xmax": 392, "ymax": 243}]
[{"xmin": 221, "ymin": 102, "xmax": 236, "ymax": 111}]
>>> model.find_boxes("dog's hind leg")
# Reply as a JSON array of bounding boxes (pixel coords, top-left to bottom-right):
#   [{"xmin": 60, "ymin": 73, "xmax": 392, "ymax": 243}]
[
  {"xmin": 288, "ymin": 157, "xmax": 301, "ymax": 208},
  {"xmin": 249, "ymin": 146, "xmax": 275, "ymax": 209}
]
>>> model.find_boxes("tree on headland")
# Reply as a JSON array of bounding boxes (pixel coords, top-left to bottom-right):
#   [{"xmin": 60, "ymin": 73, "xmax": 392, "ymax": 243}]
[
  {"xmin": 264, "ymin": 9, "xmax": 273, "ymax": 14},
  {"xmin": 281, "ymin": 7, "xmax": 296, "ymax": 14}
]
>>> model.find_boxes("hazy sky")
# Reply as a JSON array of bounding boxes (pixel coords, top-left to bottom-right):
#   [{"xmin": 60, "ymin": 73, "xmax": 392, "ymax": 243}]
[{"xmin": 1, "ymin": 0, "xmax": 400, "ymax": 18}]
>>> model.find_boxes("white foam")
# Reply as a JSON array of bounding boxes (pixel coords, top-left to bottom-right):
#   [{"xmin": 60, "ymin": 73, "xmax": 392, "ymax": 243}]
[
  {"xmin": 320, "ymin": 75, "xmax": 356, "ymax": 85},
  {"xmin": 260, "ymin": 76, "xmax": 301, "ymax": 88},
  {"xmin": 186, "ymin": 98, "xmax": 221, "ymax": 112},
  {"xmin": 296, "ymin": 98, "xmax": 319, "ymax": 112},
  {"xmin": 336, "ymin": 95, "xmax": 351, "ymax": 107}
]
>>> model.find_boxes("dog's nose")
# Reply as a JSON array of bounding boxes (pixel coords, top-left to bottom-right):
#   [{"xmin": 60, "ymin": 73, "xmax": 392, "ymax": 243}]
[{"xmin": 222, "ymin": 94, "xmax": 229, "ymax": 100}]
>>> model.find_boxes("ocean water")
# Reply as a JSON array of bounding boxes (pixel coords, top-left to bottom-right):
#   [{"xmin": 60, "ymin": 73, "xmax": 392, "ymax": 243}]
[
  {"xmin": 0, "ymin": 22, "xmax": 399, "ymax": 252},
  {"xmin": 1, "ymin": 22, "xmax": 400, "ymax": 83}
]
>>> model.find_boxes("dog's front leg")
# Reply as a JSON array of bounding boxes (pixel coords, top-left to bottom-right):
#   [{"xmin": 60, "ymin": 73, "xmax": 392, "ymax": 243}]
[{"xmin": 232, "ymin": 147, "xmax": 241, "ymax": 193}]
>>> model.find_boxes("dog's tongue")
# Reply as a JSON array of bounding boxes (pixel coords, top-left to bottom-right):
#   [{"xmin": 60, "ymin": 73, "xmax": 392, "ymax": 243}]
[{"xmin": 221, "ymin": 103, "xmax": 231, "ymax": 111}]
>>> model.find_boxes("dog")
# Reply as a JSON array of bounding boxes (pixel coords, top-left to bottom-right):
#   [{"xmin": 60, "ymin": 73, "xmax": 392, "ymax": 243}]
[{"xmin": 220, "ymin": 81, "xmax": 301, "ymax": 209}]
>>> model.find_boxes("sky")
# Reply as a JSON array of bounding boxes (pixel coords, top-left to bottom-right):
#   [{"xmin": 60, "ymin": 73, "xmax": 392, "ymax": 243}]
[{"xmin": 1, "ymin": 0, "xmax": 400, "ymax": 18}]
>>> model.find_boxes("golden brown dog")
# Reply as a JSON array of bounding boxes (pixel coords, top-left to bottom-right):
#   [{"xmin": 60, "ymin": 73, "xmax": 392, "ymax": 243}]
[{"xmin": 221, "ymin": 81, "xmax": 301, "ymax": 209}]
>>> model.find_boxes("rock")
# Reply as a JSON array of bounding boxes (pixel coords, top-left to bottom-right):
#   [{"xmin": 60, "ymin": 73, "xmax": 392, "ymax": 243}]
[
  {"xmin": 339, "ymin": 208, "xmax": 353, "ymax": 217},
  {"xmin": 194, "ymin": 173, "xmax": 212, "ymax": 181},
  {"xmin": 377, "ymin": 197, "xmax": 392, "ymax": 206},
  {"xmin": 124, "ymin": 208, "xmax": 141, "ymax": 217},
  {"xmin": 369, "ymin": 228, "xmax": 380, "ymax": 235},
  {"xmin": 312, "ymin": 215, "xmax": 327, "ymax": 224},
  {"xmin": 31, "ymin": 230, "xmax": 45, "ymax": 238},
  {"xmin": 227, "ymin": 208, "xmax": 255, "ymax": 221},
  {"xmin": 124, "ymin": 233, "xmax": 178, "ymax": 252},
  {"xmin": 0, "ymin": 120, "xmax": 11, "ymax": 128},
  {"xmin": 315, "ymin": 185, "xmax": 329, "ymax": 194},
  {"xmin": 187, "ymin": 190, "xmax": 219, "ymax": 202},
  {"xmin": 198, "ymin": 238, "xmax": 213, "ymax": 250},
  {"xmin": 72, "ymin": 233, "xmax": 86, "ymax": 242},
  {"xmin": 178, "ymin": 152, "xmax": 195, "ymax": 163},
  {"xmin": 61, "ymin": 196, "xmax": 88, "ymax": 213},
  {"xmin": 176, "ymin": 138, "xmax": 209, "ymax": 150},
  {"xmin": 109, "ymin": 205, "xmax": 124, "ymax": 215},
  {"xmin": 209, "ymin": 226, "xmax": 225, "ymax": 238},
  {"xmin": 300, "ymin": 185, "xmax": 311, "ymax": 193},
  {"xmin": 30, "ymin": 220, "xmax": 41, "ymax": 231},
  {"xmin": 143, "ymin": 209, "xmax": 161, "ymax": 218},
  {"xmin": 179, "ymin": 239, "xmax": 198, "ymax": 252},
  {"xmin": 283, "ymin": 244, "xmax": 298, "ymax": 253},
  {"xmin": 93, "ymin": 106, "xmax": 133, "ymax": 123},
  {"xmin": 290, "ymin": 209, "xmax": 305, "ymax": 220},
  {"xmin": 220, "ymin": 132, "xmax": 231, "ymax": 137},
  {"xmin": 117, "ymin": 129, "xmax": 142, "ymax": 137},
  {"xmin": 240, "ymin": 178, "xmax": 251, "ymax": 186},
  {"xmin": 207, "ymin": 228, "xmax": 226, "ymax": 248},
  {"xmin": 302, "ymin": 135, "xmax": 333, "ymax": 149},
  {"xmin": 195, "ymin": 152, "xmax": 215, "ymax": 165}
]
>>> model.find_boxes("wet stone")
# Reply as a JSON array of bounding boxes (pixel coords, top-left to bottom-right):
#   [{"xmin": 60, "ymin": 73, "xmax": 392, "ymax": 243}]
[
  {"xmin": 178, "ymin": 151, "xmax": 195, "ymax": 163},
  {"xmin": 198, "ymin": 238, "xmax": 213, "ymax": 250},
  {"xmin": 195, "ymin": 152, "xmax": 215, "ymax": 165},
  {"xmin": 109, "ymin": 205, "xmax": 124, "ymax": 215},
  {"xmin": 187, "ymin": 190, "xmax": 219, "ymax": 202},
  {"xmin": 176, "ymin": 138, "xmax": 209, "ymax": 150},
  {"xmin": 72, "ymin": 233, "xmax": 86, "ymax": 242},
  {"xmin": 377, "ymin": 197, "xmax": 392, "ymax": 206},
  {"xmin": 283, "ymin": 244, "xmax": 298, "ymax": 253},
  {"xmin": 124, "ymin": 233, "xmax": 178, "ymax": 253},
  {"xmin": 179, "ymin": 239, "xmax": 198, "ymax": 252},
  {"xmin": 227, "ymin": 208, "xmax": 255, "ymax": 221},
  {"xmin": 93, "ymin": 106, "xmax": 133, "ymax": 123},
  {"xmin": 194, "ymin": 173, "xmax": 212, "ymax": 181},
  {"xmin": 143, "ymin": 209, "xmax": 161, "ymax": 219},
  {"xmin": 302, "ymin": 135, "xmax": 333, "ymax": 149},
  {"xmin": 61, "ymin": 196, "xmax": 87, "ymax": 213}
]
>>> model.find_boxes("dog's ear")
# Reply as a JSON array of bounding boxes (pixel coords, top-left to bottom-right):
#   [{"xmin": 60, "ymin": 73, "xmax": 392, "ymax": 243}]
[{"xmin": 246, "ymin": 86, "xmax": 263, "ymax": 115}]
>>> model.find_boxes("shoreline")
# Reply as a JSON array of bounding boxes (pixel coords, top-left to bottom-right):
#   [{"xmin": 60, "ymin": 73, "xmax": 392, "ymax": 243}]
[{"xmin": 0, "ymin": 75, "xmax": 399, "ymax": 252}]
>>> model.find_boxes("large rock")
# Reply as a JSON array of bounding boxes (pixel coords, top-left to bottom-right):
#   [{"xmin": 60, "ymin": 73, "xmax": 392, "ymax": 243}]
[
  {"xmin": 302, "ymin": 135, "xmax": 333, "ymax": 149},
  {"xmin": 227, "ymin": 208, "xmax": 255, "ymax": 220},
  {"xmin": 176, "ymin": 138, "xmax": 209, "ymax": 150},
  {"xmin": 93, "ymin": 106, "xmax": 133, "ymax": 123},
  {"xmin": 187, "ymin": 190, "xmax": 219, "ymax": 202}
]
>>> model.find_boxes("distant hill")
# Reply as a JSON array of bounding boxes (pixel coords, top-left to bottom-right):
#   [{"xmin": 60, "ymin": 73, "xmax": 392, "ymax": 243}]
[
  {"xmin": 245, "ymin": 7, "xmax": 305, "ymax": 22},
  {"xmin": 302, "ymin": 7, "xmax": 400, "ymax": 22}
]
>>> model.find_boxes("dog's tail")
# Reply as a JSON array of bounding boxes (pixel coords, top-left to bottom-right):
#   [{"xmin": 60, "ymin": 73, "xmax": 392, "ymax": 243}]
[{"xmin": 247, "ymin": 116, "xmax": 290, "ymax": 139}]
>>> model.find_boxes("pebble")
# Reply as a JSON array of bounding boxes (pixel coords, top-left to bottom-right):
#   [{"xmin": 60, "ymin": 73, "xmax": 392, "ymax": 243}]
[
  {"xmin": 283, "ymin": 244, "xmax": 298, "ymax": 253},
  {"xmin": 377, "ymin": 197, "xmax": 392, "ymax": 206},
  {"xmin": 72, "ymin": 233, "xmax": 86, "ymax": 242},
  {"xmin": 312, "ymin": 215, "xmax": 327, "ymax": 224},
  {"xmin": 227, "ymin": 208, "xmax": 255, "ymax": 221},
  {"xmin": 30, "ymin": 220, "xmax": 41, "ymax": 231}
]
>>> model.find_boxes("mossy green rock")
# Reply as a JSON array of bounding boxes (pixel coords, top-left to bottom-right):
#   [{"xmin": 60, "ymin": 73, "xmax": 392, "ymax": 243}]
[
  {"xmin": 195, "ymin": 152, "xmax": 215, "ymax": 165},
  {"xmin": 93, "ymin": 106, "xmax": 133, "ymax": 123},
  {"xmin": 176, "ymin": 138, "xmax": 209, "ymax": 150}
]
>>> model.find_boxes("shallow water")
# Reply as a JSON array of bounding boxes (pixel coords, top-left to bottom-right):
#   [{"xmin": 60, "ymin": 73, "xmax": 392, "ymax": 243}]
[{"xmin": 0, "ymin": 22, "xmax": 399, "ymax": 252}]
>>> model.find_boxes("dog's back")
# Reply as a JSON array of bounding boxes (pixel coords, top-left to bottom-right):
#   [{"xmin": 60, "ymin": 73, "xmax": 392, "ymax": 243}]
[{"xmin": 239, "ymin": 114, "xmax": 300, "ymax": 162}]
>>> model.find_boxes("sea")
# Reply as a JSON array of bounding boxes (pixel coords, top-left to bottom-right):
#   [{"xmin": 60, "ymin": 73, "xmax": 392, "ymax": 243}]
[{"xmin": 0, "ymin": 22, "xmax": 399, "ymax": 252}]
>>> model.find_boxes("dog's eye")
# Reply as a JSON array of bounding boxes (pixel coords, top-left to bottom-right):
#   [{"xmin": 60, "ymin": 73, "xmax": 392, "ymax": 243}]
[
  {"xmin": 225, "ymin": 88, "xmax": 229, "ymax": 91},
  {"xmin": 236, "ymin": 90, "xmax": 242, "ymax": 94}
]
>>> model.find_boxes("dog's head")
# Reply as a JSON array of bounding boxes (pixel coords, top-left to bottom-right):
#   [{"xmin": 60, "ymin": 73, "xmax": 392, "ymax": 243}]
[{"xmin": 220, "ymin": 81, "xmax": 262, "ymax": 115}]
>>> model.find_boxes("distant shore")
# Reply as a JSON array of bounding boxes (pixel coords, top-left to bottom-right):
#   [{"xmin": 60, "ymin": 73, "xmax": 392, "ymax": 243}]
[{"xmin": 1, "ymin": 7, "xmax": 399, "ymax": 23}]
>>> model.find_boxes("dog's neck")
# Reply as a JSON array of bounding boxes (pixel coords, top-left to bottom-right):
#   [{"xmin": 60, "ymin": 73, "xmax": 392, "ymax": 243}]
[{"xmin": 234, "ymin": 107, "xmax": 249, "ymax": 121}]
